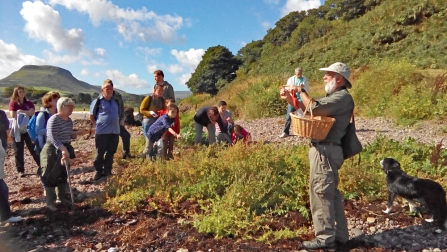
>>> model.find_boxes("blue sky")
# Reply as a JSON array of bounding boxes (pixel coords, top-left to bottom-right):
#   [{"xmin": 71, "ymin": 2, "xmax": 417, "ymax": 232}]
[{"xmin": 0, "ymin": 0, "xmax": 323, "ymax": 95}]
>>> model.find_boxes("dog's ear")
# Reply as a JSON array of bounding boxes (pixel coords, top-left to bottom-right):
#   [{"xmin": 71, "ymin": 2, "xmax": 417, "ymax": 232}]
[{"xmin": 392, "ymin": 160, "xmax": 400, "ymax": 169}]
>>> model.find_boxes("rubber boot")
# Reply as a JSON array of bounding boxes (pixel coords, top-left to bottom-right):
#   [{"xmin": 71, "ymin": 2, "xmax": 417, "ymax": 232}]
[
  {"xmin": 45, "ymin": 187, "xmax": 57, "ymax": 211},
  {"xmin": 56, "ymin": 183, "xmax": 70, "ymax": 205}
]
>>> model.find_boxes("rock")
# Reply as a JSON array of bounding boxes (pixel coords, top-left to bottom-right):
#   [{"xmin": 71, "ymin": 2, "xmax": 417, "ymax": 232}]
[
  {"xmin": 126, "ymin": 219, "xmax": 137, "ymax": 226},
  {"xmin": 95, "ymin": 243, "xmax": 103, "ymax": 250},
  {"xmin": 351, "ymin": 228, "xmax": 363, "ymax": 237},
  {"xmin": 20, "ymin": 197, "xmax": 32, "ymax": 204},
  {"xmin": 77, "ymin": 193, "xmax": 86, "ymax": 200},
  {"xmin": 86, "ymin": 230, "xmax": 97, "ymax": 236},
  {"xmin": 369, "ymin": 226, "xmax": 376, "ymax": 233},
  {"xmin": 176, "ymin": 249, "xmax": 189, "ymax": 252},
  {"xmin": 433, "ymin": 249, "xmax": 441, "ymax": 252},
  {"xmin": 366, "ymin": 217, "xmax": 376, "ymax": 223}
]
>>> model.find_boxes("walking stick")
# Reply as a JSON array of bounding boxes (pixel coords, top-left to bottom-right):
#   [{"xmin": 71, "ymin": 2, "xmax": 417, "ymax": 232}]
[{"xmin": 64, "ymin": 158, "xmax": 75, "ymax": 210}]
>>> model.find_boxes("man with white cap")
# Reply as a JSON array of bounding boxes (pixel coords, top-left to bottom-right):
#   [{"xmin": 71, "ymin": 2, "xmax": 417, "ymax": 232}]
[{"xmin": 280, "ymin": 62, "xmax": 353, "ymax": 249}]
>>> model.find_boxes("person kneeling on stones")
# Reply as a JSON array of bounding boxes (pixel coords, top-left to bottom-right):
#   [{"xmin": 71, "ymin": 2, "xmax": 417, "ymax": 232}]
[
  {"xmin": 144, "ymin": 103, "xmax": 181, "ymax": 161},
  {"xmin": 40, "ymin": 97, "xmax": 78, "ymax": 211}
]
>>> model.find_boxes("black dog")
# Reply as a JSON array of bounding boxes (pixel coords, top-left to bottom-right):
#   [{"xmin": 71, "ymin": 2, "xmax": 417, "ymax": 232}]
[{"xmin": 380, "ymin": 158, "xmax": 447, "ymax": 233}]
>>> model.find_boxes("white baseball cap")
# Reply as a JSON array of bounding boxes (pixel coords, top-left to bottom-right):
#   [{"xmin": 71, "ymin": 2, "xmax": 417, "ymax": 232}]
[{"xmin": 319, "ymin": 62, "xmax": 352, "ymax": 88}]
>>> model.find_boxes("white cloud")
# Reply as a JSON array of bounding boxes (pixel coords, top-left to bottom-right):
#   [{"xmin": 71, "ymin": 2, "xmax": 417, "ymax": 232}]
[
  {"xmin": 43, "ymin": 50, "xmax": 82, "ymax": 64},
  {"xmin": 0, "ymin": 39, "xmax": 46, "ymax": 79},
  {"xmin": 167, "ymin": 64, "xmax": 183, "ymax": 74},
  {"xmin": 147, "ymin": 64, "xmax": 158, "ymax": 74},
  {"xmin": 171, "ymin": 48, "xmax": 205, "ymax": 70},
  {"xmin": 177, "ymin": 73, "xmax": 192, "ymax": 86},
  {"xmin": 94, "ymin": 72, "xmax": 101, "ymax": 78},
  {"xmin": 81, "ymin": 69, "xmax": 89, "ymax": 76},
  {"xmin": 95, "ymin": 48, "xmax": 106, "ymax": 56},
  {"xmin": 20, "ymin": 1, "xmax": 84, "ymax": 54},
  {"xmin": 104, "ymin": 69, "xmax": 148, "ymax": 89},
  {"xmin": 280, "ymin": 0, "xmax": 321, "ymax": 17},
  {"xmin": 135, "ymin": 47, "xmax": 162, "ymax": 60},
  {"xmin": 50, "ymin": 0, "xmax": 186, "ymax": 43}
]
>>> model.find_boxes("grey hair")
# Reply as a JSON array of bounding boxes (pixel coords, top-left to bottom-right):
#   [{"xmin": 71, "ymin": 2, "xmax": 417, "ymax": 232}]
[
  {"xmin": 57, "ymin": 97, "xmax": 75, "ymax": 111},
  {"xmin": 335, "ymin": 73, "xmax": 347, "ymax": 85},
  {"xmin": 295, "ymin": 67, "xmax": 303, "ymax": 72}
]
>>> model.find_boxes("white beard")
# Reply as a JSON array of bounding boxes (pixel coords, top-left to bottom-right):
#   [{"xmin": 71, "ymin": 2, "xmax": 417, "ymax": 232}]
[{"xmin": 324, "ymin": 78, "xmax": 337, "ymax": 94}]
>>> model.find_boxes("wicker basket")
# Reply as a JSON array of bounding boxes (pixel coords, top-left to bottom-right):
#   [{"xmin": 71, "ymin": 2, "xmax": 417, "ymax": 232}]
[{"xmin": 290, "ymin": 101, "xmax": 335, "ymax": 140}]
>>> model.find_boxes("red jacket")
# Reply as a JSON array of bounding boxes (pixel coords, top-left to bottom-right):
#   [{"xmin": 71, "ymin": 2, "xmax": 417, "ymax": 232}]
[{"xmin": 157, "ymin": 110, "xmax": 180, "ymax": 135}]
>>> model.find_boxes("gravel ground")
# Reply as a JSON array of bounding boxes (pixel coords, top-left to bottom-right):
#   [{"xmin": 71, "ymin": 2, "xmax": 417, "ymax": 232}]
[{"xmin": 0, "ymin": 117, "xmax": 446, "ymax": 251}]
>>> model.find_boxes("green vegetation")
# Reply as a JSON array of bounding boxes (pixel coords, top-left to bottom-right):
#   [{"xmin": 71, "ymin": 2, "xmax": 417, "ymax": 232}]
[
  {"xmin": 186, "ymin": 45, "xmax": 241, "ymax": 95},
  {"xmin": 101, "ymin": 136, "xmax": 447, "ymax": 242}
]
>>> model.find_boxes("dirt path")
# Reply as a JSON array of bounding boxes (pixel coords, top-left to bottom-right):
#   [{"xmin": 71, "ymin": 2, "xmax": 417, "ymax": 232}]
[{"xmin": 1, "ymin": 117, "xmax": 446, "ymax": 251}]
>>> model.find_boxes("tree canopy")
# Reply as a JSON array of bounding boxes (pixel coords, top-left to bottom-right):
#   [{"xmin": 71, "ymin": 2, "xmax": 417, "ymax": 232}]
[{"xmin": 186, "ymin": 45, "xmax": 241, "ymax": 95}]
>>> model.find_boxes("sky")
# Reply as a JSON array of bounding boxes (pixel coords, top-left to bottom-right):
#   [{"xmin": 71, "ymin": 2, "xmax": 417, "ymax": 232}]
[{"xmin": 0, "ymin": 0, "xmax": 323, "ymax": 95}]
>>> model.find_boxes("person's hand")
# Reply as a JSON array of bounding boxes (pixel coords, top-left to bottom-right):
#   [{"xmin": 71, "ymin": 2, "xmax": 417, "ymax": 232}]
[
  {"xmin": 175, "ymin": 133, "xmax": 182, "ymax": 140},
  {"xmin": 150, "ymin": 111, "xmax": 158, "ymax": 118},
  {"xmin": 120, "ymin": 119, "xmax": 125, "ymax": 126},
  {"xmin": 280, "ymin": 86, "xmax": 289, "ymax": 99},
  {"xmin": 226, "ymin": 117, "xmax": 233, "ymax": 123},
  {"xmin": 60, "ymin": 147, "xmax": 69, "ymax": 165}
]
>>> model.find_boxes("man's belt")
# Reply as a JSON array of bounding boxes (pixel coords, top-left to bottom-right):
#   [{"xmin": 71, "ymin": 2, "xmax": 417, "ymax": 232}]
[{"xmin": 310, "ymin": 142, "xmax": 341, "ymax": 147}]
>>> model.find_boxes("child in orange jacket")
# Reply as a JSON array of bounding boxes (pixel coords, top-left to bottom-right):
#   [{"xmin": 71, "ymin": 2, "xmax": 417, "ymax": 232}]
[{"xmin": 157, "ymin": 98, "xmax": 180, "ymax": 160}]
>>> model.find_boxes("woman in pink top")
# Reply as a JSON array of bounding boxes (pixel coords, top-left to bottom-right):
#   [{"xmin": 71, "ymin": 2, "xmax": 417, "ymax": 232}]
[
  {"xmin": 8, "ymin": 86, "xmax": 40, "ymax": 177},
  {"xmin": 232, "ymin": 124, "xmax": 251, "ymax": 144}
]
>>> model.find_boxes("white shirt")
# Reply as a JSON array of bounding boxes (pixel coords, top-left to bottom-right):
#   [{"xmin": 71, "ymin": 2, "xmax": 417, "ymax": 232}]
[{"xmin": 286, "ymin": 75, "xmax": 310, "ymax": 91}]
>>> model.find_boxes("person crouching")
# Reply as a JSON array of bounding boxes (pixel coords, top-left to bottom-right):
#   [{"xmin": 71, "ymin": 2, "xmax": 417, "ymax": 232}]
[
  {"xmin": 144, "ymin": 104, "xmax": 181, "ymax": 161},
  {"xmin": 40, "ymin": 98, "xmax": 77, "ymax": 211}
]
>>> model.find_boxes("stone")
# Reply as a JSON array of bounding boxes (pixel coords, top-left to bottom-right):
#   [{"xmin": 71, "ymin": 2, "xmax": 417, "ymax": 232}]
[
  {"xmin": 176, "ymin": 249, "xmax": 189, "ymax": 252},
  {"xmin": 95, "ymin": 243, "xmax": 103, "ymax": 250},
  {"xmin": 366, "ymin": 217, "xmax": 376, "ymax": 223},
  {"xmin": 351, "ymin": 228, "xmax": 363, "ymax": 237},
  {"xmin": 369, "ymin": 226, "xmax": 376, "ymax": 233}
]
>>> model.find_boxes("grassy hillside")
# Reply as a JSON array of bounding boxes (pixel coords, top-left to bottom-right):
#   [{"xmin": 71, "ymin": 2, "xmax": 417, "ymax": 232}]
[
  {"xmin": 0, "ymin": 65, "xmax": 101, "ymax": 94},
  {"xmin": 180, "ymin": 0, "xmax": 447, "ymax": 126}
]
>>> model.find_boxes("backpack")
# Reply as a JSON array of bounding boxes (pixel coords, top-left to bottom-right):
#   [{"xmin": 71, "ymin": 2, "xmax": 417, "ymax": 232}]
[{"xmin": 27, "ymin": 111, "xmax": 50, "ymax": 144}]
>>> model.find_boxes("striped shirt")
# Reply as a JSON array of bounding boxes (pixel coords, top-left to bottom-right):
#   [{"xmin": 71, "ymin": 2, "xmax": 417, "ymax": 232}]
[{"xmin": 47, "ymin": 114, "xmax": 73, "ymax": 149}]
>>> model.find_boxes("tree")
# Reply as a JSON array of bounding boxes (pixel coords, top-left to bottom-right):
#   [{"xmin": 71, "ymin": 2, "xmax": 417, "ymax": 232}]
[
  {"xmin": 77, "ymin": 93, "xmax": 92, "ymax": 104},
  {"xmin": 263, "ymin": 11, "xmax": 307, "ymax": 46},
  {"xmin": 236, "ymin": 40, "xmax": 264, "ymax": 74},
  {"xmin": 186, "ymin": 45, "xmax": 241, "ymax": 95}
]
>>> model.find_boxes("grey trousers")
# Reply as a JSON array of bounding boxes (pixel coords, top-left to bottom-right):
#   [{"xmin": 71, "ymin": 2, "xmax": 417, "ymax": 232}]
[
  {"xmin": 308, "ymin": 144, "xmax": 349, "ymax": 244},
  {"xmin": 194, "ymin": 122, "xmax": 216, "ymax": 145}
]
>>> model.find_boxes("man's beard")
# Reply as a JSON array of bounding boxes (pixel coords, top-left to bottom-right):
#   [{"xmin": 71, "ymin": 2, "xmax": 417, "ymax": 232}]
[{"xmin": 324, "ymin": 78, "xmax": 337, "ymax": 94}]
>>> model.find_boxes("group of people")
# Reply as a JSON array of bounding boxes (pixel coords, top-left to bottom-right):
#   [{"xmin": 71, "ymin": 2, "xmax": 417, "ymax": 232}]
[{"xmin": 1, "ymin": 62, "xmax": 355, "ymax": 250}]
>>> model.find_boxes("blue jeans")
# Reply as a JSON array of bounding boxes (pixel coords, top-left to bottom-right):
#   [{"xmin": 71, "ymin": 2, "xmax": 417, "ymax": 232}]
[{"xmin": 283, "ymin": 104, "xmax": 296, "ymax": 135}]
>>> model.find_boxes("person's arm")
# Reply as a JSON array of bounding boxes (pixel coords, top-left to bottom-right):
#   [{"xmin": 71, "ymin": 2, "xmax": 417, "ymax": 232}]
[
  {"xmin": 89, "ymin": 100, "xmax": 97, "ymax": 126},
  {"xmin": 47, "ymin": 117, "xmax": 63, "ymax": 150},
  {"xmin": 139, "ymin": 96, "xmax": 152, "ymax": 117},
  {"xmin": 36, "ymin": 112, "xmax": 46, "ymax": 136},
  {"xmin": 280, "ymin": 87, "xmax": 307, "ymax": 111},
  {"xmin": 174, "ymin": 115, "xmax": 180, "ymax": 134},
  {"xmin": 167, "ymin": 128, "xmax": 181, "ymax": 139}
]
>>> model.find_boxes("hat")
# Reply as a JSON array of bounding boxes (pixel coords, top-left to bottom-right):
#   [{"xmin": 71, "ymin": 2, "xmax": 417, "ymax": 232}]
[{"xmin": 319, "ymin": 62, "xmax": 352, "ymax": 89}]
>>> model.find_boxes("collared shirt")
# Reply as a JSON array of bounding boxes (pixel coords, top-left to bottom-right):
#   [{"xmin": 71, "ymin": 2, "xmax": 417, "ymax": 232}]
[
  {"xmin": 308, "ymin": 88, "xmax": 353, "ymax": 144},
  {"xmin": 90, "ymin": 97, "xmax": 120, "ymax": 135},
  {"xmin": 9, "ymin": 99, "xmax": 35, "ymax": 111},
  {"xmin": 146, "ymin": 114, "xmax": 174, "ymax": 142},
  {"xmin": 286, "ymin": 76, "xmax": 310, "ymax": 91}
]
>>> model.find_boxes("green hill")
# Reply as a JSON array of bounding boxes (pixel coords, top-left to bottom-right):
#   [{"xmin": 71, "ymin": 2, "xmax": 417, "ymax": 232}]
[
  {"xmin": 181, "ymin": 0, "xmax": 447, "ymax": 125},
  {"xmin": 0, "ymin": 65, "xmax": 102, "ymax": 95}
]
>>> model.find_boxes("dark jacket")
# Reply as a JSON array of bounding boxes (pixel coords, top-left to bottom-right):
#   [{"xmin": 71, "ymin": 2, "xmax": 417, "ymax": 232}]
[{"xmin": 0, "ymin": 110, "xmax": 9, "ymax": 150}]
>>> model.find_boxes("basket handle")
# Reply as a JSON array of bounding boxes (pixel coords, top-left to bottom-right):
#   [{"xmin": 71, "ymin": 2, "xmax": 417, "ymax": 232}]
[{"xmin": 305, "ymin": 99, "xmax": 314, "ymax": 119}]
